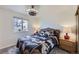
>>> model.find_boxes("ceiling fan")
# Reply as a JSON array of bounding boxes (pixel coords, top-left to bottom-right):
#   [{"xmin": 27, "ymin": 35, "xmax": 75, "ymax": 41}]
[{"xmin": 26, "ymin": 5, "xmax": 38, "ymax": 16}]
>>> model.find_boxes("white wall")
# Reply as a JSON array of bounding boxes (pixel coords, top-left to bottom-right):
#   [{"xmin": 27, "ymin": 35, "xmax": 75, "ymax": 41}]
[
  {"xmin": 39, "ymin": 5, "xmax": 76, "ymax": 27},
  {"xmin": 40, "ymin": 20, "xmax": 63, "ymax": 30},
  {"xmin": 28, "ymin": 16, "xmax": 40, "ymax": 33},
  {"xmin": 0, "ymin": 7, "xmax": 38, "ymax": 49}
]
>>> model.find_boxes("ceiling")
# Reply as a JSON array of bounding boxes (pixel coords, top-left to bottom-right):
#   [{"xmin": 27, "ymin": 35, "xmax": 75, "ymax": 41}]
[
  {"xmin": 0, "ymin": 5, "xmax": 40, "ymax": 15},
  {"xmin": 0, "ymin": 5, "xmax": 77, "ymax": 26}
]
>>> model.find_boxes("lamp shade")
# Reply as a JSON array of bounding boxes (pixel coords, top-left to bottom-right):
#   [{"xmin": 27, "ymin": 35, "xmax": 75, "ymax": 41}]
[{"xmin": 63, "ymin": 26, "xmax": 72, "ymax": 33}]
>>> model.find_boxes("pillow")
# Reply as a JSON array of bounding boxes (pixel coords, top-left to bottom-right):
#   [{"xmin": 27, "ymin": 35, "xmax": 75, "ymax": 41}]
[
  {"xmin": 45, "ymin": 31, "xmax": 50, "ymax": 36},
  {"xmin": 50, "ymin": 32, "xmax": 54, "ymax": 36},
  {"xmin": 44, "ymin": 34, "xmax": 48, "ymax": 38}
]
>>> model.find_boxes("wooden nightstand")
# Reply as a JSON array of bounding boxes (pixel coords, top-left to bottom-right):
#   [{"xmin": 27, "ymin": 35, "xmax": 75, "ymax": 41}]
[{"xmin": 59, "ymin": 39, "xmax": 76, "ymax": 53}]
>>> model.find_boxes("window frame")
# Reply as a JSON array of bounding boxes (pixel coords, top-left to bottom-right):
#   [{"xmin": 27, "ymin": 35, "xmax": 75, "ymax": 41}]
[{"xmin": 13, "ymin": 16, "xmax": 28, "ymax": 32}]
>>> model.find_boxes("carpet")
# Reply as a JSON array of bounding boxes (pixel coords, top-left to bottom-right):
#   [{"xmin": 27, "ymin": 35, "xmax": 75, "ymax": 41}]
[{"xmin": 2, "ymin": 47, "xmax": 69, "ymax": 54}]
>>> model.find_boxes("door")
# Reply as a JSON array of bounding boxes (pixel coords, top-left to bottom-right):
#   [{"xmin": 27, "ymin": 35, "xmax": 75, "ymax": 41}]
[{"xmin": 76, "ymin": 6, "xmax": 79, "ymax": 53}]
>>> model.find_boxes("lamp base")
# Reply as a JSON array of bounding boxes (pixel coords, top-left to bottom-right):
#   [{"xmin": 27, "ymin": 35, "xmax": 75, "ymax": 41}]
[{"xmin": 64, "ymin": 33, "xmax": 70, "ymax": 40}]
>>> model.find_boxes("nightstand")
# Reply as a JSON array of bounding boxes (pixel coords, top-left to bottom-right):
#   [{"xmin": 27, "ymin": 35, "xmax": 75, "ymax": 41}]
[{"xmin": 59, "ymin": 39, "xmax": 77, "ymax": 53}]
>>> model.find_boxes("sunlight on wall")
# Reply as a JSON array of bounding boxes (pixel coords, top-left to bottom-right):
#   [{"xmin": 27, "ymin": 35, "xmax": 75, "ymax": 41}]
[{"xmin": 33, "ymin": 24, "xmax": 40, "ymax": 33}]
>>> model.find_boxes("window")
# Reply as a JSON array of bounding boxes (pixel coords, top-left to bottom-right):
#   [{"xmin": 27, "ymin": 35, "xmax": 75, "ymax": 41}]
[
  {"xmin": 13, "ymin": 17, "xmax": 28, "ymax": 32},
  {"xmin": 23, "ymin": 20, "xmax": 28, "ymax": 31}
]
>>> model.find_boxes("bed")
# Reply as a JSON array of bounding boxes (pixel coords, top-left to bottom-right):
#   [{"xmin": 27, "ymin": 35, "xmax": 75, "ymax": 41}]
[{"xmin": 16, "ymin": 28, "xmax": 60, "ymax": 54}]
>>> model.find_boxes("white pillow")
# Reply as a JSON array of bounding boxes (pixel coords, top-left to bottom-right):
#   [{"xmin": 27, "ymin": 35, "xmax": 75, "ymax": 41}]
[{"xmin": 45, "ymin": 31, "xmax": 50, "ymax": 36}]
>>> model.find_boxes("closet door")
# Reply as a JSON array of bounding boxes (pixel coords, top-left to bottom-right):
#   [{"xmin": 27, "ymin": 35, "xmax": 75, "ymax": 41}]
[
  {"xmin": 76, "ymin": 6, "xmax": 79, "ymax": 53},
  {"xmin": 77, "ymin": 13, "xmax": 79, "ymax": 53}
]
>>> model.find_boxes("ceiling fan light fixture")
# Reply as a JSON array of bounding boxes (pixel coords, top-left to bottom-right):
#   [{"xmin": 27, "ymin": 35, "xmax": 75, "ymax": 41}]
[{"xmin": 26, "ymin": 5, "xmax": 38, "ymax": 16}]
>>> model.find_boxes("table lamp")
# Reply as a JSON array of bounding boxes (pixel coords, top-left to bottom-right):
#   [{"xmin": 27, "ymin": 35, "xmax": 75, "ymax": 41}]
[{"xmin": 63, "ymin": 26, "xmax": 72, "ymax": 40}]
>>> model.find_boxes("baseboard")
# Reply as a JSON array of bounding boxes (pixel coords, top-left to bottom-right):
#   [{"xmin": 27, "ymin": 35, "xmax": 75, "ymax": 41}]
[{"xmin": 0, "ymin": 45, "xmax": 15, "ymax": 54}]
